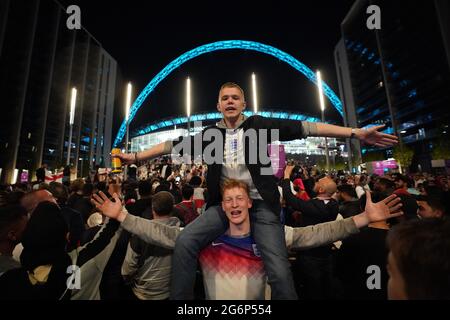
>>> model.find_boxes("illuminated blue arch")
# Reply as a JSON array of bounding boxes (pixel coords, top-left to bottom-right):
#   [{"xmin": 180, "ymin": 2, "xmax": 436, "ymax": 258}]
[{"xmin": 114, "ymin": 40, "xmax": 343, "ymax": 147}]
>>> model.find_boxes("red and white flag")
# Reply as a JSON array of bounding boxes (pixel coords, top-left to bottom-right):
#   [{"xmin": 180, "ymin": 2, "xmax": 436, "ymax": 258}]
[{"xmin": 44, "ymin": 170, "xmax": 64, "ymax": 183}]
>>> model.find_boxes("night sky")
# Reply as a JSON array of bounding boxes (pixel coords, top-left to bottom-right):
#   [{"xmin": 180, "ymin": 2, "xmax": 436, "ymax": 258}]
[{"xmin": 58, "ymin": 0, "xmax": 355, "ymax": 138}]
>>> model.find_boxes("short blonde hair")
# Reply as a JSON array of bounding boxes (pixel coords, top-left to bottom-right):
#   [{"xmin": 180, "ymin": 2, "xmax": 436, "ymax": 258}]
[{"xmin": 218, "ymin": 82, "xmax": 245, "ymax": 101}]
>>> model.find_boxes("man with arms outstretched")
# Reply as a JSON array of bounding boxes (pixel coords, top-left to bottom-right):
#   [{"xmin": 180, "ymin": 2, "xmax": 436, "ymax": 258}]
[{"xmin": 114, "ymin": 82, "xmax": 398, "ymax": 299}]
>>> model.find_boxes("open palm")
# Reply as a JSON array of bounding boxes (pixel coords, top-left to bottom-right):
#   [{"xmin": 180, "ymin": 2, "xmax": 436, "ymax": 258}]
[
  {"xmin": 91, "ymin": 191, "xmax": 123, "ymax": 219},
  {"xmin": 365, "ymin": 191, "xmax": 403, "ymax": 222},
  {"xmin": 360, "ymin": 125, "xmax": 399, "ymax": 147}
]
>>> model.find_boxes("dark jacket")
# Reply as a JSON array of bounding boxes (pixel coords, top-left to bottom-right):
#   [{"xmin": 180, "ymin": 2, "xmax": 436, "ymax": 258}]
[
  {"xmin": 339, "ymin": 200, "xmax": 363, "ymax": 218},
  {"xmin": 335, "ymin": 227, "xmax": 389, "ymax": 300},
  {"xmin": 126, "ymin": 198, "xmax": 152, "ymax": 219},
  {"xmin": 67, "ymin": 193, "xmax": 94, "ymax": 224},
  {"xmin": 36, "ymin": 167, "xmax": 45, "ymax": 182},
  {"xmin": 281, "ymin": 178, "xmax": 339, "ymax": 256},
  {"xmin": 60, "ymin": 205, "xmax": 85, "ymax": 251},
  {"xmin": 172, "ymin": 115, "xmax": 308, "ymax": 215},
  {"xmin": 0, "ymin": 203, "xmax": 120, "ymax": 300},
  {"xmin": 281, "ymin": 179, "xmax": 339, "ymax": 226}
]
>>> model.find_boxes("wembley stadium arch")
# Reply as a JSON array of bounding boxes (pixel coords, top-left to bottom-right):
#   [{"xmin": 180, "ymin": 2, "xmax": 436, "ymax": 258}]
[{"xmin": 113, "ymin": 40, "xmax": 344, "ymax": 147}]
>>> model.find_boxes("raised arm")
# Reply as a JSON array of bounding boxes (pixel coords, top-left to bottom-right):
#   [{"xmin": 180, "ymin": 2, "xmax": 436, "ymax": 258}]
[
  {"xmin": 286, "ymin": 191, "xmax": 403, "ymax": 249},
  {"xmin": 113, "ymin": 141, "xmax": 171, "ymax": 165},
  {"xmin": 285, "ymin": 218, "xmax": 359, "ymax": 250},
  {"xmin": 310, "ymin": 123, "xmax": 398, "ymax": 148},
  {"xmin": 352, "ymin": 191, "xmax": 403, "ymax": 228},
  {"xmin": 281, "ymin": 165, "xmax": 322, "ymax": 216},
  {"xmin": 91, "ymin": 191, "xmax": 181, "ymax": 249}
]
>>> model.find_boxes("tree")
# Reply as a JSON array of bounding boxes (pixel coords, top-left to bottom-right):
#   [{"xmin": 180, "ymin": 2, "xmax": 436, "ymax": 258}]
[
  {"xmin": 432, "ymin": 138, "xmax": 450, "ymax": 160},
  {"xmin": 362, "ymin": 151, "xmax": 385, "ymax": 163},
  {"xmin": 393, "ymin": 145, "xmax": 414, "ymax": 174},
  {"xmin": 316, "ymin": 157, "xmax": 326, "ymax": 171},
  {"xmin": 333, "ymin": 155, "xmax": 347, "ymax": 171}
]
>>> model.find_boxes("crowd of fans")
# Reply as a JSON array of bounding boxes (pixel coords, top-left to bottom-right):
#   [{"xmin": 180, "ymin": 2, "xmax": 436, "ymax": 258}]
[{"xmin": 0, "ymin": 157, "xmax": 449, "ymax": 300}]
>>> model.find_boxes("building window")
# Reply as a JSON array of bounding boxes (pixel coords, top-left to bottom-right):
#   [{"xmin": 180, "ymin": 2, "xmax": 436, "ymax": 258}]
[{"xmin": 418, "ymin": 128, "xmax": 426, "ymax": 138}]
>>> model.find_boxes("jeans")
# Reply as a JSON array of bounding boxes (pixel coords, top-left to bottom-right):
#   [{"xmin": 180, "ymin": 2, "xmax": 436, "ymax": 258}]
[{"xmin": 170, "ymin": 200, "xmax": 298, "ymax": 299}]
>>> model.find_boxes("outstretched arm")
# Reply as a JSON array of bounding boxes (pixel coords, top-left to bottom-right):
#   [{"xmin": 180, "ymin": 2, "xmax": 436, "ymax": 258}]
[
  {"xmin": 352, "ymin": 191, "xmax": 403, "ymax": 228},
  {"xmin": 91, "ymin": 191, "xmax": 181, "ymax": 249},
  {"xmin": 287, "ymin": 191, "xmax": 403, "ymax": 249},
  {"xmin": 312, "ymin": 123, "xmax": 398, "ymax": 148},
  {"xmin": 112, "ymin": 141, "xmax": 170, "ymax": 165}
]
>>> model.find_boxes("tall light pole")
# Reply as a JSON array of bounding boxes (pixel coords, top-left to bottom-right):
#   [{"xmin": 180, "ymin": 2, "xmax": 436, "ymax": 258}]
[
  {"xmin": 186, "ymin": 77, "xmax": 191, "ymax": 135},
  {"xmin": 317, "ymin": 71, "xmax": 330, "ymax": 172},
  {"xmin": 124, "ymin": 82, "xmax": 132, "ymax": 180},
  {"xmin": 67, "ymin": 87, "xmax": 77, "ymax": 166},
  {"xmin": 251, "ymin": 72, "xmax": 258, "ymax": 114}
]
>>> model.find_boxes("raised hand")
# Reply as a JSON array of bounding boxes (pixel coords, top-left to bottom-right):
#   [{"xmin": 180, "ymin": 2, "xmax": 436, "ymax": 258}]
[
  {"xmin": 91, "ymin": 191, "xmax": 124, "ymax": 221},
  {"xmin": 357, "ymin": 124, "xmax": 399, "ymax": 147},
  {"xmin": 284, "ymin": 165, "xmax": 295, "ymax": 179},
  {"xmin": 365, "ymin": 191, "xmax": 403, "ymax": 223},
  {"xmin": 112, "ymin": 152, "xmax": 136, "ymax": 165}
]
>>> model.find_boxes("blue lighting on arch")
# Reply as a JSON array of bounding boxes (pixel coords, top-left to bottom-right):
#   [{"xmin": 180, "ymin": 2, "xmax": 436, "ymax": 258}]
[
  {"xmin": 135, "ymin": 110, "xmax": 322, "ymax": 136},
  {"xmin": 113, "ymin": 40, "xmax": 344, "ymax": 147}
]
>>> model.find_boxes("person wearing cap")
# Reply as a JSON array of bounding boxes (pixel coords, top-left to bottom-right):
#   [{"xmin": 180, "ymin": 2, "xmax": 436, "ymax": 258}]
[{"xmin": 293, "ymin": 177, "xmax": 310, "ymax": 201}]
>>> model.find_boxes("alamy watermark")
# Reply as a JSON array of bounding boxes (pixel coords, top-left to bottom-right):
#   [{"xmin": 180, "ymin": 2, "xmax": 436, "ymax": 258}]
[
  {"xmin": 366, "ymin": 5, "xmax": 381, "ymax": 30},
  {"xmin": 366, "ymin": 265, "xmax": 382, "ymax": 290},
  {"xmin": 66, "ymin": 265, "xmax": 81, "ymax": 290},
  {"xmin": 170, "ymin": 121, "xmax": 281, "ymax": 176},
  {"xmin": 66, "ymin": 5, "xmax": 81, "ymax": 30}
]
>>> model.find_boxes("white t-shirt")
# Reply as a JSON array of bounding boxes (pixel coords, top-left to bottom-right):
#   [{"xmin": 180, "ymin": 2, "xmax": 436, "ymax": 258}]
[
  {"xmin": 221, "ymin": 128, "xmax": 263, "ymax": 200},
  {"xmin": 355, "ymin": 185, "xmax": 370, "ymax": 199}
]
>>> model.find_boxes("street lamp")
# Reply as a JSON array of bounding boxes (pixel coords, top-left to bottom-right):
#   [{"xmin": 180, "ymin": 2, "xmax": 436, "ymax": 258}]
[
  {"xmin": 125, "ymin": 82, "xmax": 132, "ymax": 152},
  {"xmin": 67, "ymin": 87, "xmax": 77, "ymax": 166},
  {"xmin": 79, "ymin": 157, "xmax": 83, "ymax": 178},
  {"xmin": 316, "ymin": 70, "xmax": 330, "ymax": 171},
  {"xmin": 124, "ymin": 82, "xmax": 132, "ymax": 180},
  {"xmin": 186, "ymin": 77, "xmax": 191, "ymax": 135},
  {"xmin": 252, "ymin": 72, "xmax": 258, "ymax": 114}
]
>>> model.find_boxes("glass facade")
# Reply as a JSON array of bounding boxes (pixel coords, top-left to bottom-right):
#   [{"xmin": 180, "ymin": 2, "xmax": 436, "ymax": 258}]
[
  {"xmin": 0, "ymin": 0, "xmax": 120, "ymax": 182},
  {"xmin": 336, "ymin": 0, "xmax": 450, "ymax": 171}
]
